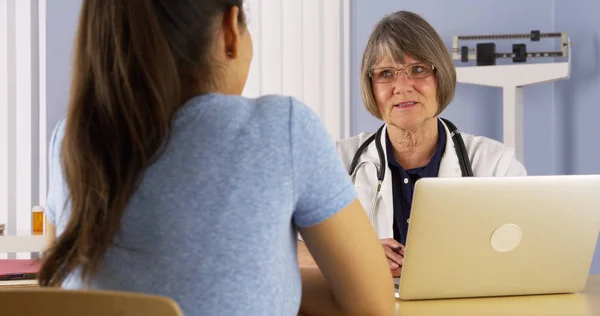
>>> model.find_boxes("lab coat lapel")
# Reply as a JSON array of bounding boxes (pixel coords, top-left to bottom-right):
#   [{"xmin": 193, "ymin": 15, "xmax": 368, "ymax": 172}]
[{"xmin": 437, "ymin": 119, "xmax": 463, "ymax": 177}]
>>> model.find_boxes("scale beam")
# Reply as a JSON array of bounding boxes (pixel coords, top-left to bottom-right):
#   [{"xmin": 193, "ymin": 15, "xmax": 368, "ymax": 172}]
[
  {"xmin": 452, "ymin": 31, "xmax": 569, "ymax": 65},
  {"xmin": 452, "ymin": 31, "xmax": 572, "ymax": 163}
]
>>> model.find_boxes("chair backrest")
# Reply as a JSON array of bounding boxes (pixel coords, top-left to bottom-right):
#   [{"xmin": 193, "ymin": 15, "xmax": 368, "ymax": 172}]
[{"xmin": 0, "ymin": 288, "xmax": 183, "ymax": 316}]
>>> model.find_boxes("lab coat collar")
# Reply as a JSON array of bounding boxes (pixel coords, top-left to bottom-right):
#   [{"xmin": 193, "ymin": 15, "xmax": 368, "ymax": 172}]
[{"xmin": 375, "ymin": 118, "xmax": 462, "ymax": 181}]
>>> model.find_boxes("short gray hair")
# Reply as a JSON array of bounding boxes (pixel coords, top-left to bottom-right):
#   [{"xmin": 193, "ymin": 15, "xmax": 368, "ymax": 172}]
[{"xmin": 360, "ymin": 11, "xmax": 456, "ymax": 119}]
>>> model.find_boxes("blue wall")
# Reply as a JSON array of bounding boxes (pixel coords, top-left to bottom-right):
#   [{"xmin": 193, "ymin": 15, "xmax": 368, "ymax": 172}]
[
  {"xmin": 46, "ymin": 0, "xmax": 82, "ymax": 142},
  {"xmin": 553, "ymin": 0, "xmax": 600, "ymax": 176},
  {"xmin": 553, "ymin": 0, "xmax": 600, "ymax": 274},
  {"xmin": 350, "ymin": 0, "xmax": 600, "ymax": 273}
]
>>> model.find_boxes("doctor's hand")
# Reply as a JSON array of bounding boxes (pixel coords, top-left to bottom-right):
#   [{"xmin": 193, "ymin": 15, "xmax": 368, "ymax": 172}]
[{"xmin": 380, "ymin": 238, "xmax": 404, "ymax": 277}]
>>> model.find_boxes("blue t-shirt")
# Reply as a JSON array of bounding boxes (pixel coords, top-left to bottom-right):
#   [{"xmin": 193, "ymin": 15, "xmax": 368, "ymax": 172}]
[{"xmin": 45, "ymin": 93, "xmax": 357, "ymax": 315}]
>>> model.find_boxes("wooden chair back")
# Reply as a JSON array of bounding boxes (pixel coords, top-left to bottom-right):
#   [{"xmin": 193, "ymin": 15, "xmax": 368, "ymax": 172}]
[{"xmin": 0, "ymin": 288, "xmax": 183, "ymax": 316}]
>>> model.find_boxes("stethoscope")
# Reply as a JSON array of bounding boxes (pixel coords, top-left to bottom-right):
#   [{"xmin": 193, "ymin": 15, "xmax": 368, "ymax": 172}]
[{"xmin": 348, "ymin": 118, "xmax": 474, "ymax": 227}]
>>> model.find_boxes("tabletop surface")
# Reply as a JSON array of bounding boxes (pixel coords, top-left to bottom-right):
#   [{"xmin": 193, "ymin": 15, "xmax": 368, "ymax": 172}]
[
  {"xmin": 2, "ymin": 274, "xmax": 599, "ymax": 315},
  {"xmin": 394, "ymin": 274, "xmax": 600, "ymax": 316}
]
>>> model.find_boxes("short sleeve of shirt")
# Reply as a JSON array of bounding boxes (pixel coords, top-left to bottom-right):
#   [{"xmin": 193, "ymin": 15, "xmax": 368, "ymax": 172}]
[
  {"xmin": 45, "ymin": 118, "xmax": 67, "ymax": 226},
  {"xmin": 290, "ymin": 97, "xmax": 357, "ymax": 227}
]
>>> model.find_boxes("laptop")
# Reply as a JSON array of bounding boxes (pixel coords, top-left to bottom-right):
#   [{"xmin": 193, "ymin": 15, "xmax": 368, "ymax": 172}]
[{"xmin": 397, "ymin": 175, "xmax": 600, "ymax": 300}]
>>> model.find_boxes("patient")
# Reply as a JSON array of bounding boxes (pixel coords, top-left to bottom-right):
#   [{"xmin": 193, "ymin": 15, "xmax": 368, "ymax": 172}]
[{"xmin": 38, "ymin": 1, "xmax": 394, "ymax": 315}]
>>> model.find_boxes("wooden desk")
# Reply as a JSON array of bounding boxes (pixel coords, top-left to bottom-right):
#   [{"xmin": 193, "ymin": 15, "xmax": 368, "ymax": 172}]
[
  {"xmin": 395, "ymin": 274, "xmax": 600, "ymax": 316},
  {"xmin": 3, "ymin": 274, "xmax": 598, "ymax": 315}
]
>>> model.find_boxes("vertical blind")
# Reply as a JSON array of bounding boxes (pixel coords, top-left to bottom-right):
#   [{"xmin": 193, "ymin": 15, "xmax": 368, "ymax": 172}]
[
  {"xmin": 242, "ymin": 0, "xmax": 350, "ymax": 141},
  {"xmin": 0, "ymin": 0, "xmax": 44, "ymax": 259}
]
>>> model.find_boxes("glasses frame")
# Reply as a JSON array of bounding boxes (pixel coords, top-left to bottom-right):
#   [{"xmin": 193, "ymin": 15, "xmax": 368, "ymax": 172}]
[{"xmin": 368, "ymin": 63, "xmax": 436, "ymax": 83}]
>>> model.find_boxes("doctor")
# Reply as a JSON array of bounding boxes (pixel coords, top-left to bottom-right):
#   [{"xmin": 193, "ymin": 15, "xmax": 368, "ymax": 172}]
[{"xmin": 298, "ymin": 11, "xmax": 527, "ymax": 277}]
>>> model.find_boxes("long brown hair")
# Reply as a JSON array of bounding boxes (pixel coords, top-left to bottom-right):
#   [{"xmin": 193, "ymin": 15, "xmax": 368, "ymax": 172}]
[{"xmin": 38, "ymin": 0, "xmax": 245, "ymax": 287}]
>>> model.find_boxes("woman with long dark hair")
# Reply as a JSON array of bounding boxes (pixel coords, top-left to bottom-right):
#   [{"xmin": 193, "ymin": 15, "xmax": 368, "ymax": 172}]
[{"xmin": 39, "ymin": 1, "xmax": 394, "ymax": 315}]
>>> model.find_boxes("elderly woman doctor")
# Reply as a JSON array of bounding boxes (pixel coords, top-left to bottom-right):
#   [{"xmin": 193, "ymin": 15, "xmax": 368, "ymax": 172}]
[{"xmin": 298, "ymin": 11, "xmax": 527, "ymax": 277}]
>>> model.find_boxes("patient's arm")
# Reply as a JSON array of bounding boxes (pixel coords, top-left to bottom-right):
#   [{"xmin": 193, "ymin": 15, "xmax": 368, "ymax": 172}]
[
  {"xmin": 298, "ymin": 240, "xmax": 317, "ymax": 268},
  {"xmin": 45, "ymin": 218, "xmax": 56, "ymax": 252}
]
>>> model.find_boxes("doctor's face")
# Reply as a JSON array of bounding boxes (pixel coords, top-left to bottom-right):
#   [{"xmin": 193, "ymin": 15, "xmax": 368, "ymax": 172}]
[{"xmin": 371, "ymin": 54, "xmax": 438, "ymax": 131}]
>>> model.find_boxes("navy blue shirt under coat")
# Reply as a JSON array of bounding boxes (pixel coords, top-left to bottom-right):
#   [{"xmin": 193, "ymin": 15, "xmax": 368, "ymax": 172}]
[{"xmin": 386, "ymin": 119, "xmax": 446, "ymax": 245}]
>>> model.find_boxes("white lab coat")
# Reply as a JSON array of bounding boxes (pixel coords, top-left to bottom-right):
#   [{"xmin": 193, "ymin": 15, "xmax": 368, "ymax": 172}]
[{"xmin": 336, "ymin": 119, "xmax": 527, "ymax": 239}]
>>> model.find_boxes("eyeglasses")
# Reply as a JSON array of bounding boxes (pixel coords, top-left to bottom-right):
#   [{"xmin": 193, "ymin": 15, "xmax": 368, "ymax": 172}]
[{"xmin": 368, "ymin": 63, "xmax": 435, "ymax": 83}]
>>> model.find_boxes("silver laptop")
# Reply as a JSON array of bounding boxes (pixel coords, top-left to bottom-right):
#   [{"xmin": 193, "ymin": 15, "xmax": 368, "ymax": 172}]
[{"xmin": 397, "ymin": 175, "xmax": 600, "ymax": 300}]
